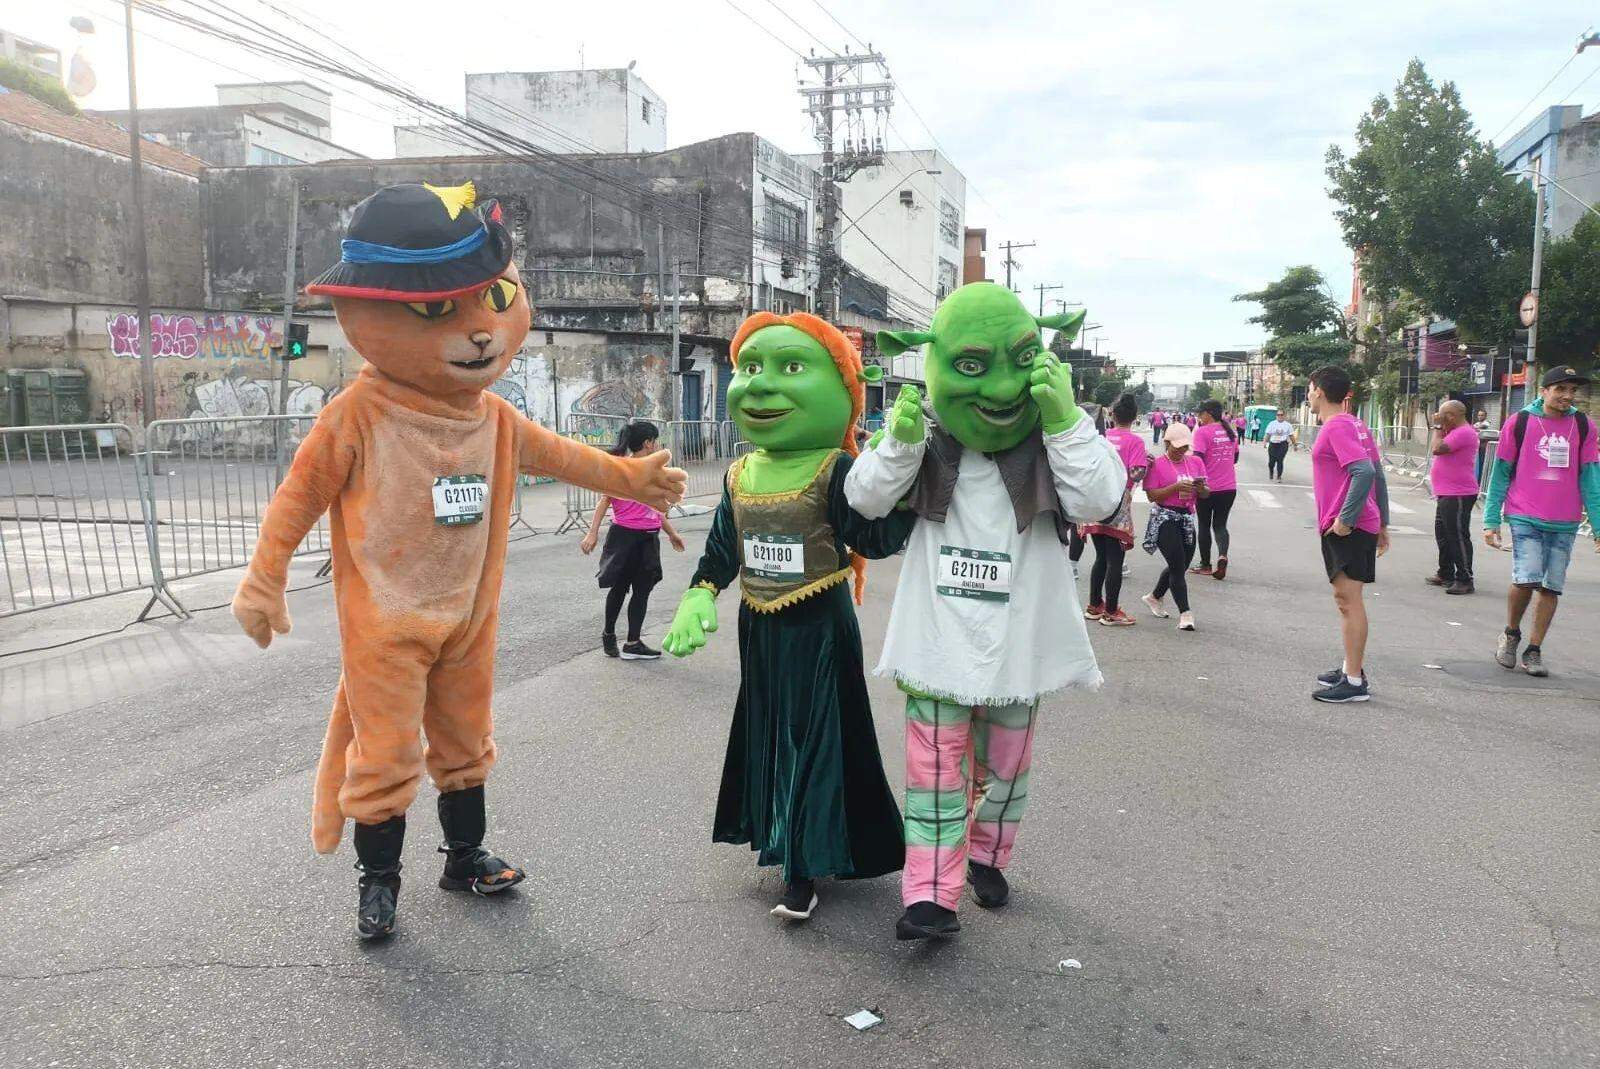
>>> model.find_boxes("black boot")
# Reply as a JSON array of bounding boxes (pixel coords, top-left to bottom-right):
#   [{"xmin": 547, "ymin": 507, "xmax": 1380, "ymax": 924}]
[
  {"xmin": 437, "ymin": 785, "xmax": 525, "ymax": 895},
  {"xmin": 895, "ymin": 900, "xmax": 961, "ymax": 941},
  {"xmin": 353, "ymin": 815, "xmax": 404, "ymax": 941},
  {"xmin": 967, "ymin": 861, "xmax": 1011, "ymax": 908}
]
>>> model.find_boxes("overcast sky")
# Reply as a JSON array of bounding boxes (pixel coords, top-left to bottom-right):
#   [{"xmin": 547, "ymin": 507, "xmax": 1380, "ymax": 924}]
[{"xmin": 6, "ymin": 0, "xmax": 1597, "ymax": 384}]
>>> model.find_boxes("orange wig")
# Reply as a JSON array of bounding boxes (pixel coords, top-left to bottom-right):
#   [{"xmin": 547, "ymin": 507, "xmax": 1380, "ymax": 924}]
[{"xmin": 729, "ymin": 311, "xmax": 871, "ymax": 603}]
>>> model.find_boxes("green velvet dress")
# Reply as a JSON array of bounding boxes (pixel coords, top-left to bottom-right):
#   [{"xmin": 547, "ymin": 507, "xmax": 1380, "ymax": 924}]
[{"xmin": 694, "ymin": 452, "xmax": 915, "ymax": 882}]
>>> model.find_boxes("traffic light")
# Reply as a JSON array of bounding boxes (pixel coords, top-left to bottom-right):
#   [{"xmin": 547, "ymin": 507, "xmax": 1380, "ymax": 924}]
[
  {"xmin": 282, "ymin": 322, "xmax": 310, "ymax": 360},
  {"xmin": 1508, "ymin": 328, "xmax": 1530, "ymax": 363}
]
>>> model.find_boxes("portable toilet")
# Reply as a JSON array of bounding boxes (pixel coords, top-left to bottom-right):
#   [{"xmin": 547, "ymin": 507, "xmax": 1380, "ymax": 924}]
[{"xmin": 1244, "ymin": 404, "xmax": 1277, "ymax": 441}]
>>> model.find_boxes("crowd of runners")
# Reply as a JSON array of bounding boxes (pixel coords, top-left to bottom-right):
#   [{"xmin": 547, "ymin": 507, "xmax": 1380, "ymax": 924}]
[{"xmin": 1071, "ymin": 363, "xmax": 1599, "ymax": 703}]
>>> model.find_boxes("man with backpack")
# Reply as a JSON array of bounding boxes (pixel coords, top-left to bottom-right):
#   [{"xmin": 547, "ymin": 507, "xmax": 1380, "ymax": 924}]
[{"xmin": 1482, "ymin": 367, "xmax": 1600, "ymax": 677}]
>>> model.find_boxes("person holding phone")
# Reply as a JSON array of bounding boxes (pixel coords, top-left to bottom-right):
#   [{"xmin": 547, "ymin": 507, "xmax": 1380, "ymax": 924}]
[{"xmin": 1141, "ymin": 422, "xmax": 1209, "ymax": 631}]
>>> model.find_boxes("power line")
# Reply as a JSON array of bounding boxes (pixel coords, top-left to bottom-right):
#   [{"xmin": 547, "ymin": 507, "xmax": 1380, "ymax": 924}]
[
  {"xmin": 760, "ymin": 0, "xmax": 834, "ymax": 54},
  {"xmin": 721, "ymin": 0, "xmax": 809, "ymax": 61},
  {"xmin": 1488, "ymin": 51, "xmax": 1578, "ymax": 145}
]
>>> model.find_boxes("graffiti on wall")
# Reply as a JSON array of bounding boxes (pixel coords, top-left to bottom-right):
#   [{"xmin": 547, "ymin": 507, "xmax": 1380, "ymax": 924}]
[
  {"xmin": 181, "ymin": 369, "xmax": 327, "ymax": 418},
  {"xmin": 107, "ymin": 313, "xmax": 283, "ymax": 361}
]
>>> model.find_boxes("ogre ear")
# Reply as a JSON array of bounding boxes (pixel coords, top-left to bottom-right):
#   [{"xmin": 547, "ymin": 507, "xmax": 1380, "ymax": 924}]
[
  {"xmin": 1037, "ymin": 309, "xmax": 1087, "ymax": 341},
  {"xmin": 876, "ymin": 330, "xmax": 935, "ymax": 357},
  {"xmin": 859, "ymin": 363, "xmax": 885, "ymax": 385}
]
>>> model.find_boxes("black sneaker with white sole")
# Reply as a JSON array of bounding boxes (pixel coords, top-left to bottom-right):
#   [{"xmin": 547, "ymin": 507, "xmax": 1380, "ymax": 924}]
[
  {"xmin": 620, "ymin": 640, "xmax": 661, "ymax": 660},
  {"xmin": 1313, "ymin": 675, "xmax": 1370, "ymax": 703},
  {"xmin": 1316, "ymin": 667, "xmax": 1343, "ymax": 687},
  {"xmin": 602, "ymin": 633, "xmax": 619, "ymax": 658},
  {"xmin": 770, "ymin": 879, "xmax": 818, "ymax": 920}
]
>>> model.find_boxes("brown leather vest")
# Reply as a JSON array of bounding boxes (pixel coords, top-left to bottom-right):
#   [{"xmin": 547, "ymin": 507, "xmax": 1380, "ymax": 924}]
[{"xmin": 729, "ymin": 450, "xmax": 851, "ymax": 612}]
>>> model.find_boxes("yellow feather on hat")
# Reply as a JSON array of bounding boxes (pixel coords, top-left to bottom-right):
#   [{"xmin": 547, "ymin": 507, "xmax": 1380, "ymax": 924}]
[{"xmin": 423, "ymin": 180, "xmax": 477, "ymax": 221}]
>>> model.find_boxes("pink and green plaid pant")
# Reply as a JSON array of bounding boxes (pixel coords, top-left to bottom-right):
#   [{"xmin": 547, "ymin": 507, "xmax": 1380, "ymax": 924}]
[{"xmin": 902, "ymin": 695, "xmax": 1038, "ymax": 910}]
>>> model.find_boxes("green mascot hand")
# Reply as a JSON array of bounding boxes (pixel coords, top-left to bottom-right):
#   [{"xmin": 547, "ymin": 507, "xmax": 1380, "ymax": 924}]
[
  {"xmin": 663, "ymin": 586, "xmax": 718, "ymax": 658},
  {"xmin": 1030, "ymin": 353, "xmax": 1082, "ymax": 434},
  {"xmin": 890, "ymin": 384, "xmax": 926, "ymax": 445}
]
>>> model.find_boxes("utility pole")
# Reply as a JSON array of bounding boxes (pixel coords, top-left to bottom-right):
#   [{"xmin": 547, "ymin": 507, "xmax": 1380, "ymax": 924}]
[
  {"xmin": 1526, "ymin": 156, "xmax": 1546, "ymax": 374},
  {"xmin": 670, "ymin": 251, "xmax": 682, "ymax": 425},
  {"xmin": 1032, "ymin": 282, "xmax": 1062, "ymax": 316},
  {"xmin": 123, "ymin": 0, "xmax": 155, "ymax": 430},
  {"xmin": 274, "ymin": 179, "xmax": 300, "ymax": 481},
  {"xmin": 998, "ymin": 240, "xmax": 1035, "ymax": 292},
  {"xmin": 801, "ymin": 52, "xmax": 892, "ymax": 321}
]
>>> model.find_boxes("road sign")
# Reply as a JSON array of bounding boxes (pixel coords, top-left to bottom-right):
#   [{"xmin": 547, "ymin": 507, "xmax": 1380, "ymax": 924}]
[
  {"xmin": 1519, "ymin": 291, "xmax": 1538, "ymax": 328},
  {"xmin": 1211, "ymin": 350, "xmax": 1249, "ymax": 363},
  {"xmin": 1201, "ymin": 369, "xmax": 1229, "ymax": 380}
]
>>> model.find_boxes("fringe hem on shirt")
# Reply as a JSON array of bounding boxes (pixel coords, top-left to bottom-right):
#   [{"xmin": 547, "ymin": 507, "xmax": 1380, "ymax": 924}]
[{"xmin": 881, "ymin": 667, "xmax": 1104, "ymax": 708}]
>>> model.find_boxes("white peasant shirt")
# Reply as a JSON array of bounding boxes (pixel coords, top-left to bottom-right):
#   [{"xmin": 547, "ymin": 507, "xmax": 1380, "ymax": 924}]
[{"xmin": 845, "ymin": 415, "xmax": 1126, "ymax": 706}]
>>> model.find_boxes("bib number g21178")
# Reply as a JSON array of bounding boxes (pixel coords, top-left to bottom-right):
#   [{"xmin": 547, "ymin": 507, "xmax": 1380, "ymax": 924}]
[
  {"xmin": 432, "ymin": 475, "xmax": 487, "ymax": 526},
  {"xmin": 937, "ymin": 545, "xmax": 1012, "ymax": 602}
]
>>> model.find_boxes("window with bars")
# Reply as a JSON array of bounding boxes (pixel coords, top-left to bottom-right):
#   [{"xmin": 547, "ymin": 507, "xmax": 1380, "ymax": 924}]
[
  {"xmin": 939, "ymin": 200, "xmax": 960, "ymax": 247},
  {"xmin": 763, "ymin": 197, "xmax": 805, "ymax": 252}
]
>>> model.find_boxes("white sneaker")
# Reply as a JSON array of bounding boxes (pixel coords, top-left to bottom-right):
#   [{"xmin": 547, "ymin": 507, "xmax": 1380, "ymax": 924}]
[
  {"xmin": 1141, "ymin": 594, "xmax": 1169, "ymax": 619},
  {"xmin": 1177, "ymin": 611, "xmax": 1195, "ymax": 631}
]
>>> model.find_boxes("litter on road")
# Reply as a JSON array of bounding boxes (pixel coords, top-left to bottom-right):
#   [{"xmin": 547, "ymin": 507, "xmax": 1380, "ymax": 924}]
[
  {"xmin": 844, "ymin": 1010, "xmax": 882, "ymax": 1031},
  {"xmin": 1059, "ymin": 959, "xmax": 1083, "ymax": 971}
]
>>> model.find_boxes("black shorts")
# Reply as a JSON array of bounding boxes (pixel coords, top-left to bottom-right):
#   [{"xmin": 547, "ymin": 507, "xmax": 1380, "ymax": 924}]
[
  {"xmin": 596, "ymin": 524, "xmax": 663, "ymax": 589},
  {"xmin": 1321, "ymin": 529, "xmax": 1378, "ymax": 584}
]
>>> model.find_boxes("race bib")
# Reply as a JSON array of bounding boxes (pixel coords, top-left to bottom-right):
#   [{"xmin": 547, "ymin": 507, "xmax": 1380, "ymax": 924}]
[
  {"xmin": 744, "ymin": 533, "xmax": 804, "ymax": 579},
  {"xmin": 937, "ymin": 546, "xmax": 1012, "ymax": 603},
  {"xmin": 432, "ymin": 475, "xmax": 487, "ymax": 525},
  {"xmin": 1542, "ymin": 435, "xmax": 1570, "ymax": 470}
]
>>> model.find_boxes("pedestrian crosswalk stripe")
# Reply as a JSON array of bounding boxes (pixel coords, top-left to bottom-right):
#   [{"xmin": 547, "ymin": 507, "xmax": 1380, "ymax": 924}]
[
  {"xmin": 1388, "ymin": 500, "xmax": 1415, "ymax": 515},
  {"xmin": 1389, "ymin": 524, "xmax": 1422, "ymax": 535},
  {"xmin": 1247, "ymin": 489, "xmax": 1281, "ymax": 509}
]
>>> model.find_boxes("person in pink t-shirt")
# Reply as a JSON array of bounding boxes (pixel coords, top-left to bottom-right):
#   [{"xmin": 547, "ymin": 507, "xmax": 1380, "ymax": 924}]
[
  {"xmin": 1425, "ymin": 399, "xmax": 1480, "ymax": 595},
  {"xmin": 1307, "ymin": 366, "xmax": 1390, "ymax": 704},
  {"xmin": 1081, "ymin": 393, "xmax": 1149, "ymax": 627},
  {"xmin": 1190, "ymin": 400, "xmax": 1240, "ymax": 579},
  {"xmin": 1140, "ymin": 421, "xmax": 1209, "ymax": 631},
  {"xmin": 580, "ymin": 420, "xmax": 686, "ymax": 659}
]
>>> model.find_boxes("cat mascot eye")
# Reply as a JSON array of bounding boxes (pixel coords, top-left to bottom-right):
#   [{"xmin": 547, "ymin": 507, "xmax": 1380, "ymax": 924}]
[
  {"xmin": 481, "ymin": 278, "xmax": 518, "ymax": 313},
  {"xmin": 404, "ymin": 298, "xmax": 456, "ymax": 319}
]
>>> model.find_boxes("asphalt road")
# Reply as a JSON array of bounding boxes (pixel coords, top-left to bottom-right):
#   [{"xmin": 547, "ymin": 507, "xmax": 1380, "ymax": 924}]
[{"xmin": 2, "ymin": 437, "xmax": 1596, "ymax": 1068}]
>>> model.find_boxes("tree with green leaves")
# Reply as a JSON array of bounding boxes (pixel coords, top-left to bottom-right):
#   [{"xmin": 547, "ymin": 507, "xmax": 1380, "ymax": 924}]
[
  {"xmin": 1538, "ymin": 215, "xmax": 1600, "ymax": 370},
  {"xmin": 1325, "ymin": 59, "xmax": 1533, "ymax": 344},
  {"xmin": 1233, "ymin": 265, "xmax": 1356, "ymax": 380},
  {"xmin": 1188, "ymin": 381, "xmax": 1216, "ymax": 404}
]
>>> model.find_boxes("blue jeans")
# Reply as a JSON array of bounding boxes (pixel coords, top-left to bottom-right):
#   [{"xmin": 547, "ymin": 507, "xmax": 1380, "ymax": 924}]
[{"xmin": 1509, "ymin": 521, "xmax": 1576, "ymax": 594}]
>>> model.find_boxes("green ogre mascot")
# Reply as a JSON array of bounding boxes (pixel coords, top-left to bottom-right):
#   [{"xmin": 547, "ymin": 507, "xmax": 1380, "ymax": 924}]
[
  {"xmin": 663, "ymin": 312, "xmax": 915, "ymax": 922},
  {"xmin": 843, "ymin": 281, "xmax": 1125, "ymax": 941}
]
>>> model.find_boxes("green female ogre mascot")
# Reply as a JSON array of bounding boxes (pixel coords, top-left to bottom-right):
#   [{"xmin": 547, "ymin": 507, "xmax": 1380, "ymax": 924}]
[
  {"xmin": 663, "ymin": 312, "xmax": 915, "ymax": 922},
  {"xmin": 844, "ymin": 281, "xmax": 1125, "ymax": 941}
]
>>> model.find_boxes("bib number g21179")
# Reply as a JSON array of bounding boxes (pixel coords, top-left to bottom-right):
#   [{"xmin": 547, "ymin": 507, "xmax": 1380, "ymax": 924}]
[{"xmin": 432, "ymin": 475, "xmax": 487, "ymax": 526}]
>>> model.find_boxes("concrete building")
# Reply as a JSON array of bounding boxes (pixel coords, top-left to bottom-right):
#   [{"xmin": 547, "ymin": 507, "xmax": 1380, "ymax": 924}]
[
  {"xmin": 1, "ymin": 29, "xmax": 60, "ymax": 80},
  {"xmin": 795, "ymin": 148, "xmax": 966, "ymax": 328},
  {"xmin": 203, "ymin": 133, "xmax": 820, "ymax": 426},
  {"xmin": 1497, "ymin": 104, "xmax": 1600, "ymax": 241},
  {"xmin": 91, "ymin": 81, "xmax": 364, "ymax": 166},
  {"xmin": 963, "ymin": 226, "xmax": 988, "ymax": 284},
  {"xmin": 394, "ymin": 69, "xmax": 668, "ymax": 158},
  {"xmin": 0, "ymin": 87, "xmax": 205, "ymax": 308}
]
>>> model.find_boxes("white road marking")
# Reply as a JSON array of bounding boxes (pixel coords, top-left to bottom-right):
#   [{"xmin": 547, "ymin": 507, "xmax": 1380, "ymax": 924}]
[
  {"xmin": 1388, "ymin": 500, "xmax": 1416, "ymax": 515},
  {"xmin": 1247, "ymin": 489, "xmax": 1281, "ymax": 509},
  {"xmin": 1389, "ymin": 524, "xmax": 1423, "ymax": 535}
]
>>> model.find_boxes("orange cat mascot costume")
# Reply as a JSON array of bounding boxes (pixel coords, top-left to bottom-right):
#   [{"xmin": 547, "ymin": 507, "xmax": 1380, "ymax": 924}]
[{"xmin": 232, "ymin": 180, "xmax": 685, "ymax": 939}]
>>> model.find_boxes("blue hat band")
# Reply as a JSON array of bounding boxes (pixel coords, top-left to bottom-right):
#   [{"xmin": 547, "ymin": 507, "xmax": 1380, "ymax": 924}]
[{"xmin": 340, "ymin": 224, "xmax": 488, "ymax": 265}]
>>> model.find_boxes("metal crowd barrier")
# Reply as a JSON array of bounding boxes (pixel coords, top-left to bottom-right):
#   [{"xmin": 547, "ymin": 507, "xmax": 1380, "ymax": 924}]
[
  {"xmin": 556, "ymin": 415, "xmax": 746, "ymax": 533},
  {"xmin": 0, "ymin": 423, "xmax": 152, "ymax": 619}
]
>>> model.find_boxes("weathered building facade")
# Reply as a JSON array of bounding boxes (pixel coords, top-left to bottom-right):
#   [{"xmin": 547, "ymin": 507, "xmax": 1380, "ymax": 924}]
[{"xmin": 204, "ymin": 132, "xmax": 820, "ymax": 424}]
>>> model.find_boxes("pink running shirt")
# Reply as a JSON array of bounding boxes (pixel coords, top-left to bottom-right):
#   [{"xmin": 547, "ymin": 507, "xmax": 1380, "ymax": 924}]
[
  {"xmin": 1311, "ymin": 413, "xmax": 1382, "ymax": 535},
  {"xmin": 1428, "ymin": 424, "xmax": 1480, "ymax": 497},
  {"xmin": 1145, "ymin": 452, "xmax": 1206, "ymax": 511},
  {"xmin": 1495, "ymin": 410, "xmax": 1599, "ymax": 524},
  {"xmin": 1190, "ymin": 422, "xmax": 1239, "ymax": 492},
  {"xmin": 610, "ymin": 497, "xmax": 663, "ymax": 531}
]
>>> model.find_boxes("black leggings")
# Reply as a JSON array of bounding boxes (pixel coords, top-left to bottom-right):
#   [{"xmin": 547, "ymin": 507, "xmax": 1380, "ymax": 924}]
[
  {"xmin": 1267, "ymin": 441, "xmax": 1288, "ymax": 479},
  {"xmin": 1069, "ymin": 525, "xmax": 1087, "ymax": 562},
  {"xmin": 1195, "ymin": 489, "xmax": 1236, "ymax": 567},
  {"xmin": 604, "ymin": 578, "xmax": 654, "ymax": 641},
  {"xmin": 1151, "ymin": 519, "xmax": 1194, "ymax": 613},
  {"xmin": 1089, "ymin": 533, "xmax": 1126, "ymax": 613}
]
